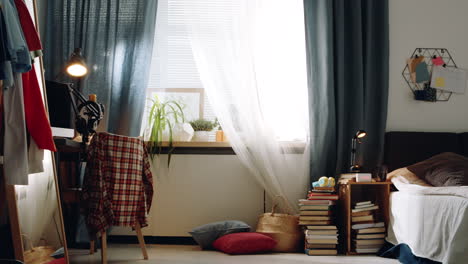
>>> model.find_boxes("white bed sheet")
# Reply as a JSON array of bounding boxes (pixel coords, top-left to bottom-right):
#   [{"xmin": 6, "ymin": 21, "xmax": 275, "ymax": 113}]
[{"xmin": 386, "ymin": 191, "xmax": 468, "ymax": 264}]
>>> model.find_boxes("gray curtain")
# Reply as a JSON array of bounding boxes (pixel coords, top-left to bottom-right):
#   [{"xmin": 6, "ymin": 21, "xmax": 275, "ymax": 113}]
[
  {"xmin": 43, "ymin": 0, "xmax": 158, "ymax": 136},
  {"xmin": 304, "ymin": 0, "xmax": 389, "ymax": 180}
]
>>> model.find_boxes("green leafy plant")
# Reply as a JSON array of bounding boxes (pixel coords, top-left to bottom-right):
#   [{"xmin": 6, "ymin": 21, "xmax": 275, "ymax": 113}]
[
  {"xmin": 146, "ymin": 95, "xmax": 185, "ymax": 166},
  {"xmin": 214, "ymin": 117, "xmax": 222, "ymax": 131},
  {"xmin": 189, "ymin": 119, "xmax": 216, "ymax": 131}
]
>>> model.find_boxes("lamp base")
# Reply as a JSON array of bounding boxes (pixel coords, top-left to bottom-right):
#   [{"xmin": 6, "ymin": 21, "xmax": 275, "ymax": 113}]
[{"xmin": 349, "ymin": 165, "xmax": 361, "ymax": 173}]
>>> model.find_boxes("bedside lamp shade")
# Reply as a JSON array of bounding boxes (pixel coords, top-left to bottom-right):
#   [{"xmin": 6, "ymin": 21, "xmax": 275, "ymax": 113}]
[
  {"xmin": 350, "ymin": 130, "xmax": 367, "ymax": 172},
  {"xmin": 66, "ymin": 48, "xmax": 88, "ymax": 77}
]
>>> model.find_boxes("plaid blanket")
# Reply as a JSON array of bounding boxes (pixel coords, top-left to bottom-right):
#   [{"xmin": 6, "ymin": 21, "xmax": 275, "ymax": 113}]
[{"xmin": 82, "ymin": 132, "xmax": 153, "ymax": 236}]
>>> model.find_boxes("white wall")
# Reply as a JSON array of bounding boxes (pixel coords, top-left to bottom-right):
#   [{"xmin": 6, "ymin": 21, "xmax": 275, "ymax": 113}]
[
  {"xmin": 111, "ymin": 155, "xmax": 265, "ymax": 237},
  {"xmin": 387, "ymin": 0, "xmax": 468, "ymax": 132}
]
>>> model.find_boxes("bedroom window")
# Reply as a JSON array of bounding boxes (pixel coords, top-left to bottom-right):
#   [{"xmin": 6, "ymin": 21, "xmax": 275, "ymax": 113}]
[
  {"xmin": 141, "ymin": 0, "xmax": 216, "ymax": 137},
  {"xmin": 142, "ymin": 0, "xmax": 308, "ymax": 144}
]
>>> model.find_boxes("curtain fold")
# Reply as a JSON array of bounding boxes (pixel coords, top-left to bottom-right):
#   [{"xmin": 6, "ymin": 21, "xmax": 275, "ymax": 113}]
[
  {"xmin": 304, "ymin": 0, "xmax": 389, "ymax": 181},
  {"xmin": 43, "ymin": 0, "xmax": 158, "ymax": 136},
  {"xmin": 185, "ymin": 0, "xmax": 310, "ymax": 211}
]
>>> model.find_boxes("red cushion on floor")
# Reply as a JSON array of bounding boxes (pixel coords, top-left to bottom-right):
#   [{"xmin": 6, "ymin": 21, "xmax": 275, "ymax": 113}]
[
  {"xmin": 47, "ymin": 258, "xmax": 66, "ymax": 264},
  {"xmin": 212, "ymin": 232, "xmax": 277, "ymax": 255}
]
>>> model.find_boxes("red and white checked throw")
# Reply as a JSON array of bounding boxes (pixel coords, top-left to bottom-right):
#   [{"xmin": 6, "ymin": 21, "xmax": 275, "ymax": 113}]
[{"xmin": 82, "ymin": 132, "xmax": 153, "ymax": 236}]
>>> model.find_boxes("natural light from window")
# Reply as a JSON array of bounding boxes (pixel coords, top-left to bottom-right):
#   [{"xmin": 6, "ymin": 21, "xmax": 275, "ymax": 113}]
[{"xmin": 142, "ymin": 0, "xmax": 308, "ymax": 142}]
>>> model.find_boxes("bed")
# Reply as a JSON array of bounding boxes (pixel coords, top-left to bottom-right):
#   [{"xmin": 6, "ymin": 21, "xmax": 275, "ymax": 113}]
[{"xmin": 383, "ymin": 132, "xmax": 468, "ymax": 264}]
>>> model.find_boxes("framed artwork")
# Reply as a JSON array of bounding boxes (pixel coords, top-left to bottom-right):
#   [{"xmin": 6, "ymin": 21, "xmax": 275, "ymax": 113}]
[{"xmin": 146, "ymin": 88, "xmax": 205, "ymax": 121}]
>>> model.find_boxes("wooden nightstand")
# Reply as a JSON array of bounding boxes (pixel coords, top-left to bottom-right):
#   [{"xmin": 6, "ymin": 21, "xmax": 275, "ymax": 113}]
[{"xmin": 337, "ymin": 181, "xmax": 391, "ymax": 255}]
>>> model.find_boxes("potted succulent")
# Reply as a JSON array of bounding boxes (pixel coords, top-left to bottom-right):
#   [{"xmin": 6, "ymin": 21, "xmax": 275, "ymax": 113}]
[
  {"xmin": 189, "ymin": 119, "xmax": 216, "ymax": 142},
  {"xmin": 145, "ymin": 96, "xmax": 185, "ymax": 165}
]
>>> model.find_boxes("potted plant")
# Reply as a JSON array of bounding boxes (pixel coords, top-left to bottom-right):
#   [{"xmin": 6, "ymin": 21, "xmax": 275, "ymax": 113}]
[
  {"xmin": 189, "ymin": 119, "xmax": 215, "ymax": 142},
  {"xmin": 145, "ymin": 96, "xmax": 185, "ymax": 165}
]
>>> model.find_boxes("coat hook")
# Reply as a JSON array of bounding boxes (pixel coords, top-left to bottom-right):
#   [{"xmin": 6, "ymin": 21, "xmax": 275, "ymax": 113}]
[
  {"xmin": 433, "ymin": 55, "xmax": 437, "ymax": 59},
  {"xmin": 415, "ymin": 55, "xmax": 419, "ymax": 58},
  {"xmin": 441, "ymin": 49, "xmax": 444, "ymax": 54},
  {"xmin": 443, "ymin": 63, "xmax": 447, "ymax": 68}
]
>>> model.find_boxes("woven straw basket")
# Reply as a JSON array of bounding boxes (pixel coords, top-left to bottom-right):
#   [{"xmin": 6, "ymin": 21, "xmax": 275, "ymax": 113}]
[{"xmin": 256, "ymin": 196, "xmax": 302, "ymax": 252}]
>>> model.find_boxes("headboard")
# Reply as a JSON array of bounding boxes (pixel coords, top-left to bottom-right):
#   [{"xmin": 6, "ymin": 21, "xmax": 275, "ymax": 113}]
[{"xmin": 383, "ymin": 131, "xmax": 466, "ymax": 171}]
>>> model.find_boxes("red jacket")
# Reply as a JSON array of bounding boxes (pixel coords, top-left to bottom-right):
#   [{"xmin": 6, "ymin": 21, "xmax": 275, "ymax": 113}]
[{"xmin": 15, "ymin": 0, "xmax": 56, "ymax": 152}]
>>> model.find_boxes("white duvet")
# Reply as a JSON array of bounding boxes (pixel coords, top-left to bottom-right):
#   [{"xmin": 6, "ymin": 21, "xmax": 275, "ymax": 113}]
[{"xmin": 387, "ymin": 176, "xmax": 468, "ymax": 264}]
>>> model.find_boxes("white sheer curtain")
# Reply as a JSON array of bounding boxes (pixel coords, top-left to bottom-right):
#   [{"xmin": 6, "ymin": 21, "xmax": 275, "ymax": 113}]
[{"xmin": 184, "ymin": 0, "xmax": 310, "ymax": 210}]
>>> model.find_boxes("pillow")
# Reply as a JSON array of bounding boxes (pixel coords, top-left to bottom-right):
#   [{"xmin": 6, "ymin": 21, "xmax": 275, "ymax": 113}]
[
  {"xmin": 189, "ymin": 220, "xmax": 251, "ymax": 249},
  {"xmin": 386, "ymin": 167, "xmax": 432, "ymax": 186},
  {"xmin": 407, "ymin": 152, "xmax": 468, "ymax": 186},
  {"xmin": 213, "ymin": 232, "xmax": 277, "ymax": 255}
]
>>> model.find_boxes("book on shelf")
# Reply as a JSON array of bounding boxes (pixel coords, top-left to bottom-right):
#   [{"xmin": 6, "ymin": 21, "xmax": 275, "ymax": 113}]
[
  {"xmin": 354, "ymin": 203, "xmax": 375, "ymax": 209},
  {"xmin": 355, "ymin": 244, "xmax": 385, "ymax": 249},
  {"xmin": 355, "ymin": 248, "xmax": 381, "ymax": 254},
  {"xmin": 355, "ymin": 201, "xmax": 372, "ymax": 206},
  {"xmin": 305, "ymin": 243, "xmax": 336, "ymax": 249},
  {"xmin": 356, "ymin": 233, "xmax": 386, "ymax": 239},
  {"xmin": 352, "ymin": 222, "xmax": 385, "ymax": 230},
  {"xmin": 300, "ymin": 210, "xmax": 332, "ymax": 216},
  {"xmin": 305, "ymin": 230, "xmax": 337, "ymax": 235},
  {"xmin": 306, "ymin": 238, "xmax": 338, "ymax": 244},
  {"xmin": 306, "ymin": 225, "xmax": 337, "ymax": 230},
  {"xmin": 307, "ymin": 195, "xmax": 339, "ymax": 200},
  {"xmin": 300, "ymin": 205, "xmax": 331, "ymax": 211},
  {"xmin": 353, "ymin": 239, "xmax": 385, "ymax": 246},
  {"xmin": 355, "ymin": 227, "xmax": 386, "ymax": 234},
  {"xmin": 299, "ymin": 220, "xmax": 332, "ymax": 226},
  {"xmin": 305, "ymin": 235, "xmax": 338, "ymax": 240},
  {"xmin": 305, "ymin": 249, "xmax": 337, "ymax": 256},
  {"xmin": 299, "ymin": 199, "xmax": 335, "ymax": 205},
  {"xmin": 299, "ymin": 216, "xmax": 332, "ymax": 221},
  {"xmin": 352, "ymin": 214, "xmax": 374, "ymax": 223},
  {"xmin": 351, "ymin": 210, "xmax": 373, "ymax": 217},
  {"xmin": 312, "ymin": 186, "xmax": 336, "ymax": 192},
  {"xmin": 351, "ymin": 205, "xmax": 379, "ymax": 213},
  {"xmin": 309, "ymin": 190, "xmax": 335, "ymax": 194}
]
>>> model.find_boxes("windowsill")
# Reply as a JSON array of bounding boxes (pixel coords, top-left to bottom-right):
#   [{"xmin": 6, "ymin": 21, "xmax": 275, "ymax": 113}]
[
  {"xmin": 151, "ymin": 141, "xmax": 235, "ymax": 155},
  {"xmin": 152, "ymin": 141, "xmax": 306, "ymax": 155},
  {"xmin": 53, "ymin": 138, "xmax": 306, "ymax": 155},
  {"xmin": 159, "ymin": 141, "xmax": 231, "ymax": 148}
]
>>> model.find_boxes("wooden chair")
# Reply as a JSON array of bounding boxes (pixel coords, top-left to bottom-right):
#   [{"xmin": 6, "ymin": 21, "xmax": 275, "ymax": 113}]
[{"xmin": 89, "ymin": 222, "xmax": 148, "ymax": 264}]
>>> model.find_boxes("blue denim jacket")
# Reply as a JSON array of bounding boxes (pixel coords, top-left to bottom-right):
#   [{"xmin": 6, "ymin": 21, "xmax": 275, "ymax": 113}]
[{"xmin": 0, "ymin": 0, "xmax": 31, "ymax": 87}]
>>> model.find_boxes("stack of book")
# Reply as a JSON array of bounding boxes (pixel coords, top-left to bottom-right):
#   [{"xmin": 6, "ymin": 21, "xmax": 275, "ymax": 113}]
[
  {"xmin": 351, "ymin": 201, "xmax": 385, "ymax": 253},
  {"xmin": 300, "ymin": 187, "xmax": 339, "ymax": 255}
]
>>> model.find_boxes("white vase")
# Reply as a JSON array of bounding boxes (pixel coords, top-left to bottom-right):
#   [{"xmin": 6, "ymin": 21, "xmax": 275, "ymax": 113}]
[
  {"xmin": 192, "ymin": 131, "xmax": 210, "ymax": 142},
  {"xmin": 173, "ymin": 123, "xmax": 194, "ymax": 142}
]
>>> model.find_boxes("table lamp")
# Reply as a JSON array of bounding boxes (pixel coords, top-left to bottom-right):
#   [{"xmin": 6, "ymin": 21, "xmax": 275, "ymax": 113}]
[
  {"xmin": 349, "ymin": 130, "xmax": 367, "ymax": 172},
  {"xmin": 66, "ymin": 48, "xmax": 88, "ymax": 77}
]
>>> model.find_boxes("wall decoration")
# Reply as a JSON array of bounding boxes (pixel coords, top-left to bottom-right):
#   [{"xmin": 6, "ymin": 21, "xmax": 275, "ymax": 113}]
[{"xmin": 402, "ymin": 48, "xmax": 465, "ymax": 102}]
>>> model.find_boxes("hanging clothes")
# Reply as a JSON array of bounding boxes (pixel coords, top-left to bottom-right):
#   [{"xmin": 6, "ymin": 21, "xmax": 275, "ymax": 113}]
[
  {"xmin": 14, "ymin": 0, "xmax": 56, "ymax": 152},
  {"xmin": 0, "ymin": 8, "xmax": 9, "ymax": 83},
  {"xmin": 0, "ymin": 0, "xmax": 30, "ymax": 80},
  {"xmin": 82, "ymin": 132, "xmax": 153, "ymax": 237},
  {"xmin": 3, "ymin": 73, "xmax": 29, "ymax": 185},
  {"xmin": 1, "ymin": 0, "xmax": 31, "ymax": 185},
  {"xmin": 14, "ymin": 0, "xmax": 42, "ymax": 58}
]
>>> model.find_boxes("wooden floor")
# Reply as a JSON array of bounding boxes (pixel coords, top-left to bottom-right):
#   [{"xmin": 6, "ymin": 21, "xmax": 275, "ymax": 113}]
[{"xmin": 69, "ymin": 244, "xmax": 399, "ymax": 264}]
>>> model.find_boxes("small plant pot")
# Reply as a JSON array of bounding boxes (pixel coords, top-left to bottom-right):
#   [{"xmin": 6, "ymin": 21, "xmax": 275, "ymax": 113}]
[
  {"xmin": 173, "ymin": 123, "xmax": 194, "ymax": 141},
  {"xmin": 192, "ymin": 131, "xmax": 210, "ymax": 142}
]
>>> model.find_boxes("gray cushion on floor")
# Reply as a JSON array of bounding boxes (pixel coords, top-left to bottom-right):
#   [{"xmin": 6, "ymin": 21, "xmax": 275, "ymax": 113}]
[{"xmin": 189, "ymin": 220, "xmax": 251, "ymax": 249}]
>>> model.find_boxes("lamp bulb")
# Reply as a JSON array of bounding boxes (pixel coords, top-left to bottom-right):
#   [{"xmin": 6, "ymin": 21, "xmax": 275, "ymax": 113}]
[{"xmin": 66, "ymin": 64, "xmax": 88, "ymax": 77}]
